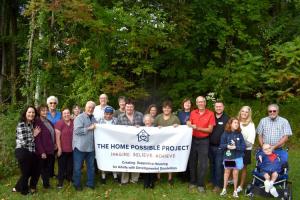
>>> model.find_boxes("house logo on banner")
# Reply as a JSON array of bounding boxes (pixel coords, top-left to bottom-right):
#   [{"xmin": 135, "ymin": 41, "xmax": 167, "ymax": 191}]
[{"xmin": 137, "ymin": 129, "xmax": 150, "ymax": 142}]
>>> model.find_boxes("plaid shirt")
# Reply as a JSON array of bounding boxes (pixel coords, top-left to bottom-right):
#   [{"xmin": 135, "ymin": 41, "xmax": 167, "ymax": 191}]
[
  {"xmin": 117, "ymin": 111, "xmax": 143, "ymax": 126},
  {"xmin": 15, "ymin": 122, "xmax": 35, "ymax": 152},
  {"xmin": 256, "ymin": 116, "xmax": 292, "ymax": 146}
]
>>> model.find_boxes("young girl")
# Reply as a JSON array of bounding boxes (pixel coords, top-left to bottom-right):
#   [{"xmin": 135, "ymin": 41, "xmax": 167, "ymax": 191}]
[{"xmin": 219, "ymin": 117, "xmax": 246, "ymax": 198}]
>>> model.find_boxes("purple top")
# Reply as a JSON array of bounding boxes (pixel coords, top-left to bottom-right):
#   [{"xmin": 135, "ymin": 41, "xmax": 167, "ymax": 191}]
[{"xmin": 34, "ymin": 117, "xmax": 55, "ymax": 155}]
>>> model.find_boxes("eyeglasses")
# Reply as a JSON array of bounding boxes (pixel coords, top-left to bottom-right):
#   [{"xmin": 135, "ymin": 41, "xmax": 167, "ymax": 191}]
[
  {"xmin": 49, "ymin": 102, "xmax": 57, "ymax": 105},
  {"xmin": 268, "ymin": 110, "xmax": 277, "ymax": 113}
]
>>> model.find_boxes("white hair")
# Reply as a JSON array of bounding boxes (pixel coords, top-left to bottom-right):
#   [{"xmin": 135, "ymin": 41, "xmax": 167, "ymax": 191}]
[
  {"xmin": 86, "ymin": 101, "xmax": 96, "ymax": 108},
  {"xmin": 143, "ymin": 114, "xmax": 154, "ymax": 123},
  {"xmin": 47, "ymin": 96, "xmax": 58, "ymax": 104}
]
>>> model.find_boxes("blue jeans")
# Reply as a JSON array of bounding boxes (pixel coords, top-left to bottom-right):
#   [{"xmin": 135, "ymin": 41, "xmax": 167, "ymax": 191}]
[
  {"xmin": 73, "ymin": 148, "xmax": 95, "ymax": 188},
  {"xmin": 208, "ymin": 145, "xmax": 224, "ymax": 188}
]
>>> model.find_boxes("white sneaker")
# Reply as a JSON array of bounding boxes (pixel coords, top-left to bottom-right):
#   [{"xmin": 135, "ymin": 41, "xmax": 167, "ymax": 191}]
[
  {"xmin": 269, "ymin": 181, "xmax": 274, "ymax": 189},
  {"xmin": 237, "ymin": 186, "xmax": 243, "ymax": 193},
  {"xmin": 233, "ymin": 190, "xmax": 239, "ymax": 198},
  {"xmin": 270, "ymin": 187, "xmax": 279, "ymax": 197},
  {"xmin": 264, "ymin": 180, "xmax": 270, "ymax": 193},
  {"xmin": 220, "ymin": 188, "xmax": 227, "ymax": 196}
]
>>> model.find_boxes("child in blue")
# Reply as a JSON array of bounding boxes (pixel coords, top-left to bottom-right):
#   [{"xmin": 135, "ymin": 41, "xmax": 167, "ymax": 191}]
[
  {"xmin": 258, "ymin": 143, "xmax": 281, "ymax": 197},
  {"xmin": 219, "ymin": 117, "xmax": 246, "ymax": 198}
]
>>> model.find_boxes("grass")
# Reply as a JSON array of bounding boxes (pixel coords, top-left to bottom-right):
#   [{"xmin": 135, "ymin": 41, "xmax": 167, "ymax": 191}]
[{"xmin": 0, "ymin": 148, "xmax": 299, "ymax": 200}]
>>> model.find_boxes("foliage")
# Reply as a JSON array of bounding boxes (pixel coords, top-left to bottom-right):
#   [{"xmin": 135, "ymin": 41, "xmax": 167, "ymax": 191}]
[{"xmin": 0, "ymin": 105, "xmax": 20, "ymax": 179}]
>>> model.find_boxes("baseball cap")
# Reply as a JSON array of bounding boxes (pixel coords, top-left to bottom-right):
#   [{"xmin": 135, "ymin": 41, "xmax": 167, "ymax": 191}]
[{"xmin": 104, "ymin": 106, "xmax": 114, "ymax": 113}]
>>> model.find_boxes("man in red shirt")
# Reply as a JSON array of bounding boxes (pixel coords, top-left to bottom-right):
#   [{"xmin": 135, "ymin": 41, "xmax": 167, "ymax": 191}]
[{"xmin": 187, "ymin": 96, "xmax": 216, "ymax": 192}]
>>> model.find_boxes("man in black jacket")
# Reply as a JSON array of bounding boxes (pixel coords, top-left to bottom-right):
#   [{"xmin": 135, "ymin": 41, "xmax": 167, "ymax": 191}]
[{"xmin": 209, "ymin": 101, "xmax": 229, "ymax": 192}]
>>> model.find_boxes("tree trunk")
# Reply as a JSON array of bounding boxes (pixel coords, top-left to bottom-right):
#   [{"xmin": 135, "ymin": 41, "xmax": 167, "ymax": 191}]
[
  {"xmin": 0, "ymin": 0, "xmax": 7, "ymax": 103},
  {"xmin": 34, "ymin": 70, "xmax": 40, "ymax": 107},
  {"xmin": 9, "ymin": 0, "xmax": 18, "ymax": 105},
  {"xmin": 26, "ymin": 9, "xmax": 37, "ymax": 105}
]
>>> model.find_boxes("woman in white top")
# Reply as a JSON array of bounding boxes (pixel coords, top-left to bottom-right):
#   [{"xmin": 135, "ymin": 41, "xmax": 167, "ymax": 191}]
[{"xmin": 236, "ymin": 106, "xmax": 256, "ymax": 193}]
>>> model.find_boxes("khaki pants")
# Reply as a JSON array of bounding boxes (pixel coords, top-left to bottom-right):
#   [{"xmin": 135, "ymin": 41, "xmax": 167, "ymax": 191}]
[{"xmin": 121, "ymin": 172, "xmax": 139, "ymax": 184}]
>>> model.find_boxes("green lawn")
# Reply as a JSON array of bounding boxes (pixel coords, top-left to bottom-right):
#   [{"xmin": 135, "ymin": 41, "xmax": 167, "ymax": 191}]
[{"xmin": 1, "ymin": 148, "xmax": 299, "ymax": 200}]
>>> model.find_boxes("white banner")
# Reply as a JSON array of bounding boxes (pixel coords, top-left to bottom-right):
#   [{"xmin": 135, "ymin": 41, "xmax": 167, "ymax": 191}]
[{"xmin": 94, "ymin": 124, "xmax": 192, "ymax": 173}]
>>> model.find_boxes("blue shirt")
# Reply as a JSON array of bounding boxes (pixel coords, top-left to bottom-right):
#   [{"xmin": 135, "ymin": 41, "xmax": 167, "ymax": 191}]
[
  {"xmin": 178, "ymin": 111, "xmax": 190, "ymax": 125},
  {"xmin": 73, "ymin": 112, "xmax": 97, "ymax": 152},
  {"xmin": 47, "ymin": 110, "xmax": 61, "ymax": 125}
]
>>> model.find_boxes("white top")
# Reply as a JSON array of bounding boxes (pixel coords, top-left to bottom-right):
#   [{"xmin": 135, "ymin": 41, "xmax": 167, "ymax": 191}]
[
  {"xmin": 240, "ymin": 122, "xmax": 256, "ymax": 150},
  {"xmin": 93, "ymin": 105, "xmax": 109, "ymax": 122}
]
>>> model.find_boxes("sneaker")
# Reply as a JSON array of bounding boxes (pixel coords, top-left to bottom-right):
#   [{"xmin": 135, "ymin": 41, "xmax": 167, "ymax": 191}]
[
  {"xmin": 264, "ymin": 180, "xmax": 270, "ymax": 193},
  {"xmin": 220, "ymin": 188, "xmax": 227, "ymax": 196},
  {"xmin": 237, "ymin": 186, "xmax": 243, "ymax": 193},
  {"xmin": 233, "ymin": 190, "xmax": 239, "ymax": 198},
  {"xmin": 270, "ymin": 187, "xmax": 279, "ymax": 197},
  {"xmin": 197, "ymin": 186, "xmax": 205, "ymax": 193}
]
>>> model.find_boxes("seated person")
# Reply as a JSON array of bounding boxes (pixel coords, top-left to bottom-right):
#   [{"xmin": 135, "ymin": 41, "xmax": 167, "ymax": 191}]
[{"xmin": 258, "ymin": 143, "xmax": 282, "ymax": 197}]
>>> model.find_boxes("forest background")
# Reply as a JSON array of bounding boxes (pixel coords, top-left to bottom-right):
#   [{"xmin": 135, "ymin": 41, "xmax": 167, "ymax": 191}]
[{"xmin": 0, "ymin": 0, "xmax": 300, "ymax": 196}]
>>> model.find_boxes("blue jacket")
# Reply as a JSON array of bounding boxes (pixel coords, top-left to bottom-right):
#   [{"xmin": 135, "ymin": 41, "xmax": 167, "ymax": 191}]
[
  {"xmin": 258, "ymin": 152, "xmax": 282, "ymax": 173},
  {"xmin": 219, "ymin": 131, "xmax": 246, "ymax": 159}
]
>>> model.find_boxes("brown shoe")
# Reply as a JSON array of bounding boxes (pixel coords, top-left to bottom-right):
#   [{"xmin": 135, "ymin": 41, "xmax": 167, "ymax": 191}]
[{"xmin": 213, "ymin": 186, "xmax": 221, "ymax": 193}]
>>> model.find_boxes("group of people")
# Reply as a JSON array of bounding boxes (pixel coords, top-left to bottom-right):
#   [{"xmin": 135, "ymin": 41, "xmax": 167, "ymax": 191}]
[{"xmin": 13, "ymin": 94, "xmax": 292, "ymax": 198}]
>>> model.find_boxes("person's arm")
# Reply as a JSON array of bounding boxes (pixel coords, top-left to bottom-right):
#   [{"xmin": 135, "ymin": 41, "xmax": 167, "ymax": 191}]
[
  {"xmin": 219, "ymin": 132, "xmax": 227, "ymax": 150},
  {"xmin": 272, "ymin": 135, "xmax": 288, "ymax": 150},
  {"xmin": 194, "ymin": 125, "xmax": 213, "ymax": 133},
  {"xmin": 246, "ymin": 123, "xmax": 256, "ymax": 146},
  {"xmin": 73, "ymin": 115, "xmax": 95, "ymax": 136},
  {"xmin": 258, "ymin": 134, "xmax": 264, "ymax": 147},
  {"xmin": 235, "ymin": 134, "xmax": 246, "ymax": 151},
  {"xmin": 55, "ymin": 128, "xmax": 62, "ymax": 157}
]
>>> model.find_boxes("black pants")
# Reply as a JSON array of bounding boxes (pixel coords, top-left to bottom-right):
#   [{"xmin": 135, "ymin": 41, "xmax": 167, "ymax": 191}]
[
  {"xmin": 49, "ymin": 150, "xmax": 56, "ymax": 177},
  {"xmin": 39, "ymin": 154, "xmax": 53, "ymax": 188},
  {"xmin": 144, "ymin": 173, "xmax": 155, "ymax": 188},
  {"xmin": 15, "ymin": 148, "xmax": 40, "ymax": 195},
  {"xmin": 189, "ymin": 137, "xmax": 209, "ymax": 187},
  {"xmin": 57, "ymin": 152, "xmax": 73, "ymax": 184}
]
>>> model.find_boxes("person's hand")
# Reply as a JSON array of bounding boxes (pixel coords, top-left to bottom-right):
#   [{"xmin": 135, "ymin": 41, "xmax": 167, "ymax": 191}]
[
  {"xmin": 88, "ymin": 123, "xmax": 96, "ymax": 130},
  {"xmin": 227, "ymin": 145, "xmax": 236, "ymax": 150},
  {"xmin": 270, "ymin": 145, "xmax": 275, "ymax": 151},
  {"xmin": 57, "ymin": 149, "xmax": 62, "ymax": 157},
  {"xmin": 41, "ymin": 153, "xmax": 47, "ymax": 159},
  {"xmin": 186, "ymin": 121, "xmax": 192, "ymax": 127},
  {"xmin": 33, "ymin": 126, "xmax": 41, "ymax": 137},
  {"xmin": 173, "ymin": 124, "xmax": 178, "ymax": 128}
]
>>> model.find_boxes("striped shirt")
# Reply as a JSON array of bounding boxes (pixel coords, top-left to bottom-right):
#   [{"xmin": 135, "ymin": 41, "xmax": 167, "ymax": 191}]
[
  {"xmin": 16, "ymin": 122, "xmax": 35, "ymax": 152},
  {"xmin": 256, "ymin": 116, "xmax": 292, "ymax": 146}
]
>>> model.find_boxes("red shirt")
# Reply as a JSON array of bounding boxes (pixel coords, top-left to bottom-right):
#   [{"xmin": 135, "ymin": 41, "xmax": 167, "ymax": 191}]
[
  {"xmin": 190, "ymin": 108, "xmax": 216, "ymax": 138},
  {"xmin": 55, "ymin": 119, "xmax": 74, "ymax": 152}
]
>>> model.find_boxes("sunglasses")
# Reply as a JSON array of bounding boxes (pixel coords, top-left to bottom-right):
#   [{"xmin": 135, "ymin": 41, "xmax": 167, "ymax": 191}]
[
  {"xmin": 268, "ymin": 110, "xmax": 277, "ymax": 113},
  {"xmin": 49, "ymin": 102, "xmax": 57, "ymax": 105}
]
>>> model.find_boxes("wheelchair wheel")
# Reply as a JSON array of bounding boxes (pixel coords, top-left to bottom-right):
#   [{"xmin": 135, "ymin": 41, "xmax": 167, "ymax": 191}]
[
  {"xmin": 245, "ymin": 183, "xmax": 253, "ymax": 195},
  {"xmin": 245, "ymin": 184, "xmax": 254, "ymax": 199},
  {"xmin": 283, "ymin": 188, "xmax": 292, "ymax": 200}
]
